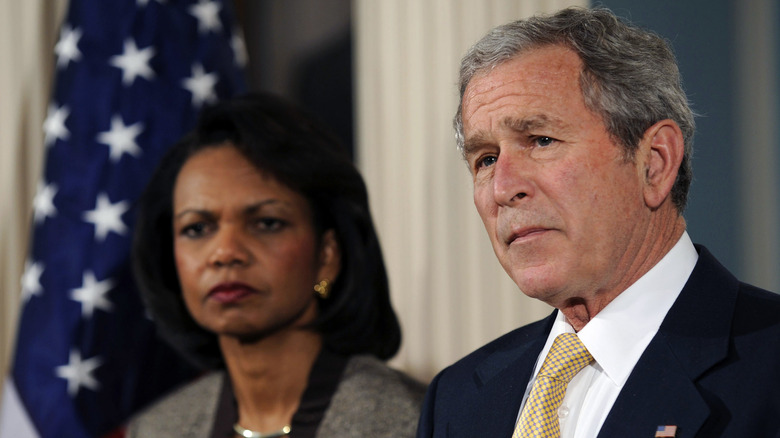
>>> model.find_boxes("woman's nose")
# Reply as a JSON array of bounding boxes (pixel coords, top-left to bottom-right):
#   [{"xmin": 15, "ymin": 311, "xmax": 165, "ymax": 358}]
[{"xmin": 208, "ymin": 228, "xmax": 250, "ymax": 268}]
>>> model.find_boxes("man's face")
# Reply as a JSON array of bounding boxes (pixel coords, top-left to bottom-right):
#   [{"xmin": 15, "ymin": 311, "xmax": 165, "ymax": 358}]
[{"xmin": 462, "ymin": 45, "xmax": 651, "ymax": 308}]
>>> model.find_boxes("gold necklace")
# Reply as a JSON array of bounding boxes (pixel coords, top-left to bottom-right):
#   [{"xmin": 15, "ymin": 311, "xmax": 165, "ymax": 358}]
[{"xmin": 233, "ymin": 423, "xmax": 291, "ymax": 438}]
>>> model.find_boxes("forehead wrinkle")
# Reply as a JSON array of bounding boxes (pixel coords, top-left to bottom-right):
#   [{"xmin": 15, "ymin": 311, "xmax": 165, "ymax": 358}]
[{"xmin": 500, "ymin": 114, "xmax": 565, "ymax": 134}]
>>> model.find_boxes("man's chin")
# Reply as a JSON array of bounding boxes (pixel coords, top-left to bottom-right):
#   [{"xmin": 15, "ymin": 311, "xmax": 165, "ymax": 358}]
[{"xmin": 510, "ymin": 271, "xmax": 565, "ymax": 304}]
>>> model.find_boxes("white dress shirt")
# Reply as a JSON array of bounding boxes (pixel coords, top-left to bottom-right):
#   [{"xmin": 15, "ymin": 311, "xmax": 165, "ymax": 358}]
[{"xmin": 515, "ymin": 232, "xmax": 699, "ymax": 438}]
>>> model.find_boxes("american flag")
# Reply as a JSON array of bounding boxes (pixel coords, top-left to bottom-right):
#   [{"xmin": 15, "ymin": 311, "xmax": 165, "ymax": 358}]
[
  {"xmin": 655, "ymin": 425, "xmax": 678, "ymax": 437},
  {"xmin": 0, "ymin": 0, "xmax": 246, "ymax": 436}
]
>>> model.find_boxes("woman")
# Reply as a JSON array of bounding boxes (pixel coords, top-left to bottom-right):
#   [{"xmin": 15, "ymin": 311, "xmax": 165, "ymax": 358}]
[{"xmin": 128, "ymin": 93, "xmax": 425, "ymax": 437}]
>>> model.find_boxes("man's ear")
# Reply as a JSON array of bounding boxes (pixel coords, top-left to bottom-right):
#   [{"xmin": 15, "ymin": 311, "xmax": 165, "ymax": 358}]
[{"xmin": 640, "ymin": 119, "xmax": 685, "ymax": 209}]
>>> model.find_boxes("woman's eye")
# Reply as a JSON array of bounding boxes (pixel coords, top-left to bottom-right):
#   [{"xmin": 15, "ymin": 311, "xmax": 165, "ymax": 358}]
[
  {"xmin": 254, "ymin": 217, "xmax": 286, "ymax": 232},
  {"xmin": 181, "ymin": 222, "xmax": 210, "ymax": 238}
]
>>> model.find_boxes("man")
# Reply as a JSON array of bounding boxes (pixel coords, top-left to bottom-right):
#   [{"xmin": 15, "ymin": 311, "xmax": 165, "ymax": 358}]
[{"xmin": 417, "ymin": 7, "xmax": 780, "ymax": 438}]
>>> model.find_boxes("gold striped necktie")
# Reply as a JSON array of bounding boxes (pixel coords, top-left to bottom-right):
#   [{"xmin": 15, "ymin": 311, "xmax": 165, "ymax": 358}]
[{"xmin": 513, "ymin": 333, "xmax": 593, "ymax": 438}]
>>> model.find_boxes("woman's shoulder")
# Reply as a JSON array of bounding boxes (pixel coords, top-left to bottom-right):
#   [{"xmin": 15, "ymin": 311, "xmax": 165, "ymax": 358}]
[
  {"xmin": 340, "ymin": 355, "xmax": 427, "ymax": 397},
  {"xmin": 318, "ymin": 355, "xmax": 427, "ymax": 437},
  {"xmin": 125, "ymin": 371, "xmax": 226, "ymax": 438}
]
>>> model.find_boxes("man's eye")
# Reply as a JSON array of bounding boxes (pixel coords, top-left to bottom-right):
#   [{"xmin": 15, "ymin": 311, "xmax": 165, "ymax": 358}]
[
  {"xmin": 535, "ymin": 136, "xmax": 556, "ymax": 147},
  {"xmin": 477, "ymin": 155, "xmax": 497, "ymax": 168}
]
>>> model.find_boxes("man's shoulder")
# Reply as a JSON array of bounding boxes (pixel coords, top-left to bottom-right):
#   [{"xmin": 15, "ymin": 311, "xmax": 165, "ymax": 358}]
[
  {"xmin": 416, "ymin": 316, "xmax": 555, "ymax": 437},
  {"xmin": 688, "ymin": 244, "xmax": 780, "ymax": 327},
  {"xmin": 737, "ymin": 280, "xmax": 780, "ymax": 303},
  {"xmin": 732, "ymin": 281, "xmax": 780, "ymax": 341},
  {"xmin": 433, "ymin": 313, "xmax": 554, "ymax": 388}
]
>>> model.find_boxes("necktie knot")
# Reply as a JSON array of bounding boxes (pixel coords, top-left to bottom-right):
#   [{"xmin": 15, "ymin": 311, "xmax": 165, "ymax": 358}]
[{"xmin": 538, "ymin": 333, "xmax": 593, "ymax": 383}]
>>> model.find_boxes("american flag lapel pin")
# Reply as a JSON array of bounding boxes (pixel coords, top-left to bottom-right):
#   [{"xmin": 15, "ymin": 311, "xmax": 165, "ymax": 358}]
[{"xmin": 655, "ymin": 425, "xmax": 677, "ymax": 437}]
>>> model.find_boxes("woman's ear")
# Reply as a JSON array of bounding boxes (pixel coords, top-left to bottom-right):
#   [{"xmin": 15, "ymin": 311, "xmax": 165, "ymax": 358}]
[
  {"xmin": 317, "ymin": 229, "xmax": 341, "ymax": 283},
  {"xmin": 639, "ymin": 119, "xmax": 685, "ymax": 209}
]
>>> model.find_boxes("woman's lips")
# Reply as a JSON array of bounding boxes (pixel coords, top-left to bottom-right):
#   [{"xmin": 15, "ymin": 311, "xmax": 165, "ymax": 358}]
[{"xmin": 207, "ymin": 282, "xmax": 257, "ymax": 303}]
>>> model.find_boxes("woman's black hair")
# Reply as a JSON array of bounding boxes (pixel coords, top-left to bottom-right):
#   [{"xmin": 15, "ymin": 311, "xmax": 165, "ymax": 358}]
[{"xmin": 132, "ymin": 92, "xmax": 401, "ymax": 369}]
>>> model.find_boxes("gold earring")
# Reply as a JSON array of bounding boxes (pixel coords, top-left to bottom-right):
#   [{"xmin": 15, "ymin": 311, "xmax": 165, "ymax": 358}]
[{"xmin": 314, "ymin": 279, "xmax": 330, "ymax": 299}]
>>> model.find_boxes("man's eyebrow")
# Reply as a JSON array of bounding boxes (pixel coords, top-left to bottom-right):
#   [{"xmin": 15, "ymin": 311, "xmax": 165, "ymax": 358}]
[
  {"xmin": 500, "ymin": 114, "xmax": 561, "ymax": 133},
  {"xmin": 463, "ymin": 114, "xmax": 564, "ymax": 156},
  {"xmin": 463, "ymin": 131, "xmax": 492, "ymax": 157}
]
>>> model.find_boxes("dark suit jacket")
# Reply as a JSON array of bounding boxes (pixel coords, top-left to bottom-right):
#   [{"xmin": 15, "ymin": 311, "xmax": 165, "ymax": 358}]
[{"xmin": 417, "ymin": 245, "xmax": 780, "ymax": 437}]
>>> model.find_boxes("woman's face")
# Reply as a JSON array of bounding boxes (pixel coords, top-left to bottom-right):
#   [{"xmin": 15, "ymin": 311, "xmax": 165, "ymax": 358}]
[{"xmin": 171, "ymin": 144, "xmax": 340, "ymax": 339}]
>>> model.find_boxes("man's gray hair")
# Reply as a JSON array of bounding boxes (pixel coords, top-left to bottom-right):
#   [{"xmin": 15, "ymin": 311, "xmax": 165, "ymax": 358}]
[{"xmin": 455, "ymin": 7, "xmax": 695, "ymax": 211}]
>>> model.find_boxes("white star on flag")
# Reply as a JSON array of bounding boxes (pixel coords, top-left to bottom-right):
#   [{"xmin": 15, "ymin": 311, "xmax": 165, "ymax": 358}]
[
  {"xmin": 43, "ymin": 103, "xmax": 71, "ymax": 147},
  {"xmin": 109, "ymin": 39, "xmax": 156, "ymax": 86},
  {"xmin": 55, "ymin": 349, "xmax": 103, "ymax": 397},
  {"xmin": 70, "ymin": 270, "xmax": 115, "ymax": 318},
  {"xmin": 82, "ymin": 192, "xmax": 130, "ymax": 241},
  {"xmin": 55, "ymin": 24, "xmax": 83, "ymax": 68},
  {"xmin": 21, "ymin": 260, "xmax": 45, "ymax": 302},
  {"xmin": 231, "ymin": 32, "xmax": 247, "ymax": 67},
  {"xmin": 96, "ymin": 115, "xmax": 144, "ymax": 162},
  {"xmin": 182, "ymin": 63, "xmax": 218, "ymax": 107},
  {"xmin": 33, "ymin": 181, "xmax": 58, "ymax": 224},
  {"xmin": 189, "ymin": 0, "xmax": 222, "ymax": 34}
]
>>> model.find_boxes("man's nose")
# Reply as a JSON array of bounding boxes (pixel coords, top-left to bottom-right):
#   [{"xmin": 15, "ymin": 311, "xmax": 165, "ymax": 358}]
[{"xmin": 492, "ymin": 152, "xmax": 531, "ymax": 206}]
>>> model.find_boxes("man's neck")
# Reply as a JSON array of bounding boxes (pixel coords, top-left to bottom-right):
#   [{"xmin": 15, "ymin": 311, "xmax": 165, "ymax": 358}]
[{"xmin": 560, "ymin": 215, "xmax": 687, "ymax": 331}]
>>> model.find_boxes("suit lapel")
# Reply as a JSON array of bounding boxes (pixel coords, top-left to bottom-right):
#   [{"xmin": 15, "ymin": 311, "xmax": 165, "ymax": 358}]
[
  {"xmin": 450, "ymin": 313, "xmax": 556, "ymax": 437},
  {"xmin": 597, "ymin": 337, "xmax": 711, "ymax": 437},
  {"xmin": 599, "ymin": 246, "xmax": 738, "ymax": 438}
]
